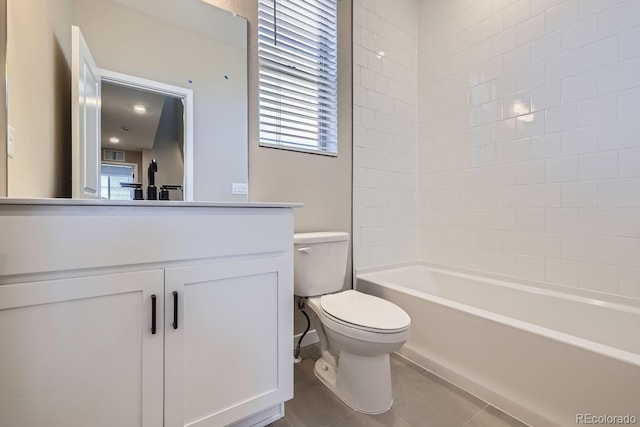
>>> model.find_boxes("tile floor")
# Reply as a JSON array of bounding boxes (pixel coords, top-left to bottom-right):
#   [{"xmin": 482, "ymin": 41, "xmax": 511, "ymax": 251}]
[{"xmin": 269, "ymin": 344, "xmax": 528, "ymax": 427}]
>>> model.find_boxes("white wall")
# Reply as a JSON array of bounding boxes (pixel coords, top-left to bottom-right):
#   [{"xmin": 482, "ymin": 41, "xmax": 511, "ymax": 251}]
[
  {"xmin": 417, "ymin": 0, "xmax": 640, "ymax": 298},
  {"xmin": 208, "ymin": 0, "xmax": 353, "ymax": 289},
  {"xmin": 208, "ymin": 0, "xmax": 353, "ymax": 336},
  {"xmin": 6, "ymin": 0, "xmax": 71, "ymax": 198},
  {"xmin": 352, "ymin": 0, "xmax": 419, "ymax": 269},
  {"xmin": 0, "ymin": 0, "xmax": 7, "ymax": 197}
]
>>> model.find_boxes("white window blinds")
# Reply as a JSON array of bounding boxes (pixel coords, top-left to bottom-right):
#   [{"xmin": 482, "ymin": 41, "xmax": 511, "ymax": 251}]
[{"xmin": 258, "ymin": 0, "xmax": 338, "ymax": 155}]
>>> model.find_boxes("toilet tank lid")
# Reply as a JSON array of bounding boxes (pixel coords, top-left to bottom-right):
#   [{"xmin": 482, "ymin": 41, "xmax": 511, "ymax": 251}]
[{"xmin": 294, "ymin": 231, "xmax": 350, "ymax": 244}]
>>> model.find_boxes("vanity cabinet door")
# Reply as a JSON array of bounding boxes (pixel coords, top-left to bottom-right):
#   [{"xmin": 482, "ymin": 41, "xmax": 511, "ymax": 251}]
[
  {"xmin": 164, "ymin": 257, "xmax": 293, "ymax": 427},
  {"xmin": 0, "ymin": 270, "xmax": 164, "ymax": 427}
]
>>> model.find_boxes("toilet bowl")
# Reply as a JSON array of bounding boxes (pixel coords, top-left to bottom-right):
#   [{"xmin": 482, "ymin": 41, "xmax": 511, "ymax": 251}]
[
  {"xmin": 307, "ymin": 291, "xmax": 410, "ymax": 413},
  {"xmin": 294, "ymin": 232, "xmax": 411, "ymax": 414}
]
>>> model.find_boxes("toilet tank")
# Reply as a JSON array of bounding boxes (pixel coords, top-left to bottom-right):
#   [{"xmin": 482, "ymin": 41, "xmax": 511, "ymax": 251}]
[{"xmin": 293, "ymin": 232, "xmax": 349, "ymax": 297}]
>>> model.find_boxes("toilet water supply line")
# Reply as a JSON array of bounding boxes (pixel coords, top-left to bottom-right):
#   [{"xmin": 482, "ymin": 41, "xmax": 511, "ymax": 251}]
[{"xmin": 294, "ymin": 297, "xmax": 311, "ymax": 363}]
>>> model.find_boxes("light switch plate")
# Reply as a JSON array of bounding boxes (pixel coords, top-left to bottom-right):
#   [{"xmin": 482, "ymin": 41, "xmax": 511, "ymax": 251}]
[
  {"xmin": 7, "ymin": 126, "xmax": 15, "ymax": 158},
  {"xmin": 232, "ymin": 183, "xmax": 248, "ymax": 195}
]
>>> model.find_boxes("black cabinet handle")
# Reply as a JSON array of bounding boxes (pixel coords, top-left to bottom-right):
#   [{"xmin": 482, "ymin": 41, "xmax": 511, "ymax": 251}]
[
  {"xmin": 172, "ymin": 291, "xmax": 179, "ymax": 330},
  {"xmin": 151, "ymin": 294, "xmax": 157, "ymax": 335}
]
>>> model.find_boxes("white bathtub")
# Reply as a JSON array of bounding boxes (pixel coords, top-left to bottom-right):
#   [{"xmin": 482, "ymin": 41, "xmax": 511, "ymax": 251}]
[{"xmin": 356, "ymin": 263, "xmax": 640, "ymax": 427}]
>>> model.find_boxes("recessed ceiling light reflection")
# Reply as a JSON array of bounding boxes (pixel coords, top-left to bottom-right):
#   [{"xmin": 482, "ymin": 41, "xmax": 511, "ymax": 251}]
[
  {"xmin": 109, "ymin": 137, "xmax": 120, "ymax": 144},
  {"xmin": 520, "ymin": 113, "xmax": 534, "ymax": 123},
  {"xmin": 134, "ymin": 104, "xmax": 147, "ymax": 114},
  {"xmin": 513, "ymin": 101, "xmax": 529, "ymax": 116}
]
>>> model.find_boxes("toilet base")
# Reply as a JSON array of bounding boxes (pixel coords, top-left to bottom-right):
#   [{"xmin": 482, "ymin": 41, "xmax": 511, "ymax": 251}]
[{"xmin": 314, "ymin": 351, "xmax": 393, "ymax": 414}]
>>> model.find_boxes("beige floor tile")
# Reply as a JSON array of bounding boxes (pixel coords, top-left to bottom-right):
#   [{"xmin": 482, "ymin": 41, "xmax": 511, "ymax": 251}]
[
  {"xmin": 294, "ymin": 354, "xmax": 319, "ymax": 386},
  {"xmin": 390, "ymin": 354, "xmax": 428, "ymax": 390},
  {"xmin": 284, "ymin": 380, "xmax": 351, "ymax": 427},
  {"xmin": 463, "ymin": 405, "xmax": 528, "ymax": 427},
  {"xmin": 327, "ymin": 409, "xmax": 413, "ymax": 427},
  {"xmin": 268, "ymin": 416, "xmax": 293, "ymax": 427},
  {"xmin": 282, "ymin": 344, "xmax": 530, "ymax": 427},
  {"xmin": 391, "ymin": 373, "xmax": 486, "ymax": 427}
]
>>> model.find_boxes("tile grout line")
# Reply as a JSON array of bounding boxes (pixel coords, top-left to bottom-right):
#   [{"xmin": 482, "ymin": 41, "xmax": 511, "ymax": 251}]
[
  {"xmin": 323, "ymin": 411, "xmax": 349, "ymax": 427},
  {"xmin": 397, "ymin": 411, "xmax": 415, "ymax": 427},
  {"xmin": 459, "ymin": 403, "xmax": 489, "ymax": 427}
]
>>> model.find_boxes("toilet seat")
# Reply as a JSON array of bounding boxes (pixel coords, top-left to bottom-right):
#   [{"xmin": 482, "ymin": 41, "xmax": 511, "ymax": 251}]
[{"xmin": 320, "ymin": 290, "xmax": 410, "ymax": 334}]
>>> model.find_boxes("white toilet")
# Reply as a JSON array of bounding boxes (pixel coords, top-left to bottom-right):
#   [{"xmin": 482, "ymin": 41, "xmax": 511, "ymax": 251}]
[{"xmin": 294, "ymin": 231, "xmax": 411, "ymax": 414}]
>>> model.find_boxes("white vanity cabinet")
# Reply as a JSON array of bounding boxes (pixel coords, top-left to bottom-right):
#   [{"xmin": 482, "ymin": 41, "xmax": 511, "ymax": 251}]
[
  {"xmin": 164, "ymin": 257, "xmax": 292, "ymax": 427},
  {"xmin": 0, "ymin": 270, "xmax": 165, "ymax": 427},
  {"xmin": 0, "ymin": 201, "xmax": 297, "ymax": 427}
]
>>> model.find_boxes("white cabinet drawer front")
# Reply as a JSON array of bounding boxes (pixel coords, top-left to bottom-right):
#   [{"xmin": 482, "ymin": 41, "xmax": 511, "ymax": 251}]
[
  {"xmin": 0, "ymin": 270, "xmax": 164, "ymax": 427},
  {"xmin": 0, "ymin": 207, "xmax": 293, "ymax": 276},
  {"xmin": 165, "ymin": 257, "xmax": 293, "ymax": 427}
]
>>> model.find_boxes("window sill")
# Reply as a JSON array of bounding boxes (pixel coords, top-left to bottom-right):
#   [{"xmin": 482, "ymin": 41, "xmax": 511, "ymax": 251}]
[{"xmin": 259, "ymin": 142, "xmax": 338, "ymax": 157}]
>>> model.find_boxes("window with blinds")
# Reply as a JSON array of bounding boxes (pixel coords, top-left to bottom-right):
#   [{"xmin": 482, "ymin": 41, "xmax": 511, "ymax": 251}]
[{"xmin": 258, "ymin": 0, "xmax": 338, "ymax": 155}]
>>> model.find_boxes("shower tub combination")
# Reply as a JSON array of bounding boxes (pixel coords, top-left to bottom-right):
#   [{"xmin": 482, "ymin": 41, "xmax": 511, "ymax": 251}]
[{"xmin": 356, "ymin": 264, "xmax": 640, "ymax": 427}]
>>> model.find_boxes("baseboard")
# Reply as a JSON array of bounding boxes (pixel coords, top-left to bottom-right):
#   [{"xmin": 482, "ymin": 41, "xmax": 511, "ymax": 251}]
[
  {"xmin": 293, "ymin": 329, "xmax": 319, "ymax": 348},
  {"xmin": 232, "ymin": 403, "xmax": 284, "ymax": 427}
]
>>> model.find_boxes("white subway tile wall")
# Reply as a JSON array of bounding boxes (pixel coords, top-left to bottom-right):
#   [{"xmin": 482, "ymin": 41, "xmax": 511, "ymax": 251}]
[
  {"xmin": 417, "ymin": 0, "xmax": 640, "ymax": 298},
  {"xmin": 353, "ymin": 0, "xmax": 419, "ymax": 268},
  {"xmin": 354, "ymin": 0, "xmax": 640, "ymax": 299}
]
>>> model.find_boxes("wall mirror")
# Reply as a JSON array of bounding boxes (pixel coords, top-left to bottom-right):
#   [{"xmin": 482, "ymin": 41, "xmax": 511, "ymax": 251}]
[{"xmin": 2, "ymin": 0, "xmax": 248, "ymax": 201}]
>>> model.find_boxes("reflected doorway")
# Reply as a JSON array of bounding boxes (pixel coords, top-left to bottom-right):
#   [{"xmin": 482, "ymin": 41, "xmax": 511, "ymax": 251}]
[
  {"xmin": 101, "ymin": 79, "xmax": 187, "ymax": 201},
  {"xmin": 100, "ymin": 163, "xmax": 136, "ymax": 200}
]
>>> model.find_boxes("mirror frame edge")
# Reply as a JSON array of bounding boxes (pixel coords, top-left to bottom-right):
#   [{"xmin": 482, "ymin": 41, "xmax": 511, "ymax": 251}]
[{"xmin": 1, "ymin": 0, "xmax": 6, "ymax": 197}]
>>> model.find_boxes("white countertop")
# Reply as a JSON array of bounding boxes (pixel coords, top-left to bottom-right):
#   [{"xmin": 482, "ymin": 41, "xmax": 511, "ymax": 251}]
[{"xmin": 0, "ymin": 198, "xmax": 302, "ymax": 208}]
